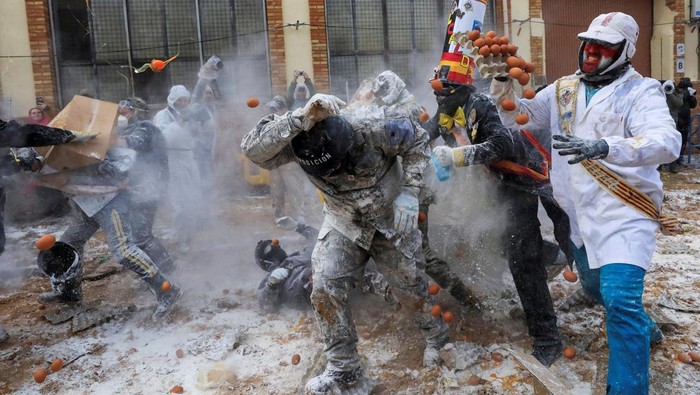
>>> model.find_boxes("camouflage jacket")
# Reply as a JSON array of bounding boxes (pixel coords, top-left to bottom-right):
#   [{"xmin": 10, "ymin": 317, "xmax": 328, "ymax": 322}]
[{"xmin": 241, "ymin": 106, "xmax": 429, "ymax": 257}]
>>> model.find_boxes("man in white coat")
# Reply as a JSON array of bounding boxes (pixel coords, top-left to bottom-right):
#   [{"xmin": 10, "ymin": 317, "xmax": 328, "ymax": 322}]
[
  {"xmin": 154, "ymin": 86, "xmax": 202, "ymax": 253},
  {"xmin": 435, "ymin": 12, "xmax": 680, "ymax": 394}
]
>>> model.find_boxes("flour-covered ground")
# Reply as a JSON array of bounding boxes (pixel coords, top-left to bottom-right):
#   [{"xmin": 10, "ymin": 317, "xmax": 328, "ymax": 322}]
[{"xmin": 1, "ymin": 162, "xmax": 699, "ymax": 395}]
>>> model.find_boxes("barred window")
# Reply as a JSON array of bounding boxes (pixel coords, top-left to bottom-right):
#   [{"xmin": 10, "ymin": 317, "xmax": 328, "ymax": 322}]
[
  {"xmin": 50, "ymin": 0, "xmax": 268, "ymax": 106},
  {"xmin": 325, "ymin": 0, "xmax": 495, "ymax": 101}
]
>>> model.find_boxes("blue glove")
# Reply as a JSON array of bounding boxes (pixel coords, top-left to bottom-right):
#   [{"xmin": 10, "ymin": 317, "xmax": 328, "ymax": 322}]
[
  {"xmin": 393, "ymin": 187, "xmax": 419, "ymax": 234},
  {"xmin": 431, "ymin": 145, "xmax": 454, "ymax": 181},
  {"xmin": 552, "ymin": 134, "xmax": 609, "ymax": 164}
]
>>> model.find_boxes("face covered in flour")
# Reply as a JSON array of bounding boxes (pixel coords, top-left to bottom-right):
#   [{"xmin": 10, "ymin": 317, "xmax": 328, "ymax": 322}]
[{"xmin": 371, "ymin": 70, "xmax": 406, "ymax": 106}]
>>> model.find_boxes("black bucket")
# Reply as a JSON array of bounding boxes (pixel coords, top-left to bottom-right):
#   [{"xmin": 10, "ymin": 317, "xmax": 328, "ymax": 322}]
[{"xmin": 37, "ymin": 241, "xmax": 80, "ymax": 277}]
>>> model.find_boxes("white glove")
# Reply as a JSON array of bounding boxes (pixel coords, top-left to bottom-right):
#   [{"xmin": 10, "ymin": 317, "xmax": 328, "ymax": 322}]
[
  {"xmin": 393, "ymin": 187, "xmax": 419, "ymax": 234},
  {"xmin": 290, "ymin": 94, "xmax": 346, "ymax": 131},
  {"xmin": 275, "ymin": 216, "xmax": 298, "ymax": 231},
  {"xmin": 268, "ymin": 267, "xmax": 289, "ymax": 286},
  {"xmin": 70, "ymin": 130, "xmax": 100, "ymax": 143},
  {"xmin": 689, "ymin": 87, "xmax": 697, "ymax": 95},
  {"xmin": 662, "ymin": 80, "xmax": 675, "ymax": 94},
  {"xmin": 432, "ymin": 146, "xmax": 454, "ymax": 168}
]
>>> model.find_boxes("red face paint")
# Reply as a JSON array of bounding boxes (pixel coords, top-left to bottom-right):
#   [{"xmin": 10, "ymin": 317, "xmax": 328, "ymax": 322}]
[{"xmin": 582, "ymin": 42, "xmax": 621, "ymax": 73}]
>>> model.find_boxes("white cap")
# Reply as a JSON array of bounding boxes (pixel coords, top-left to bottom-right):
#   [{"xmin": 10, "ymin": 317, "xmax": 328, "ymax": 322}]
[{"xmin": 578, "ymin": 12, "xmax": 639, "ymax": 59}]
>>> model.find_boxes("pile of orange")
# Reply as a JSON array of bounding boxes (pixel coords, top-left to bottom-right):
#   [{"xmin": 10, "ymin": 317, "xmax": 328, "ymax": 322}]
[{"xmin": 466, "ymin": 29, "xmax": 539, "ymax": 125}]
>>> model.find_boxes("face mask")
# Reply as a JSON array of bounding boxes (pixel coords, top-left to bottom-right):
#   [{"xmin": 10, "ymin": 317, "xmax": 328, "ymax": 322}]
[{"xmin": 117, "ymin": 115, "xmax": 128, "ymax": 128}]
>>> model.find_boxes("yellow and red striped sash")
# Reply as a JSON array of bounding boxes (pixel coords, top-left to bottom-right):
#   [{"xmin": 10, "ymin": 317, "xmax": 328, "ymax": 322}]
[{"xmin": 555, "ymin": 76, "xmax": 680, "ymax": 235}]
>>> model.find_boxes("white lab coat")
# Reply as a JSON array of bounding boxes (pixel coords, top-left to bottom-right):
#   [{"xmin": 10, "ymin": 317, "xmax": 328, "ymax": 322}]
[
  {"xmin": 161, "ymin": 119, "xmax": 202, "ymax": 243},
  {"xmin": 491, "ymin": 68, "xmax": 681, "ymax": 270}
]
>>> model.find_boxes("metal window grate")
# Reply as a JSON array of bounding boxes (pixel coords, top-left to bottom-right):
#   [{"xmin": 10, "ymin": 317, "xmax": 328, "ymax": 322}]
[
  {"xmin": 50, "ymin": 0, "xmax": 270, "ymax": 105},
  {"xmin": 326, "ymin": 0, "xmax": 495, "ymax": 99}
]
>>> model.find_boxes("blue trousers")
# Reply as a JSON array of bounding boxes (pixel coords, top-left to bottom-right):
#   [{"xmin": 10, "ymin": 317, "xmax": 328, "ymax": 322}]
[{"xmin": 571, "ymin": 244, "xmax": 659, "ymax": 395}]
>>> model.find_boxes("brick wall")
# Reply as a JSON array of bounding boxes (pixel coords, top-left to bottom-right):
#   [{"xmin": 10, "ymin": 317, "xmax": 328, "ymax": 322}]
[
  {"xmin": 671, "ymin": 0, "xmax": 686, "ymax": 80},
  {"xmin": 266, "ymin": 0, "xmax": 288, "ymax": 95},
  {"xmin": 308, "ymin": 0, "xmax": 329, "ymax": 92},
  {"xmin": 25, "ymin": 0, "xmax": 58, "ymax": 113},
  {"xmin": 528, "ymin": 0, "xmax": 544, "ymax": 78}
]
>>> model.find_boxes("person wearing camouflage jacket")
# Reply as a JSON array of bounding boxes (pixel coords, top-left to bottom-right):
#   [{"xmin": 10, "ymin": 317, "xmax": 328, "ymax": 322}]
[
  {"xmin": 242, "ymin": 94, "xmax": 449, "ymax": 394},
  {"xmin": 368, "ymin": 70, "xmax": 481, "ymax": 309}
]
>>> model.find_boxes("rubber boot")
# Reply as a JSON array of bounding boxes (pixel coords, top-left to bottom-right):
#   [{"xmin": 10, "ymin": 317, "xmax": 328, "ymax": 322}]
[
  {"xmin": 305, "ymin": 366, "xmax": 363, "ymax": 395},
  {"xmin": 145, "ymin": 274, "xmax": 182, "ymax": 321}
]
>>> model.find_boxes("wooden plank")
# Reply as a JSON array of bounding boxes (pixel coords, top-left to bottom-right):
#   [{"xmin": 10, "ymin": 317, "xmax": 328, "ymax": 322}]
[{"xmin": 509, "ymin": 348, "xmax": 571, "ymax": 395}]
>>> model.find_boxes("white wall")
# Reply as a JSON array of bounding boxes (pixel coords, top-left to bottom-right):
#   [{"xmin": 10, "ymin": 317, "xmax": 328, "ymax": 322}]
[
  {"xmin": 282, "ymin": 0, "xmax": 314, "ymax": 84},
  {"xmin": 0, "ymin": 0, "xmax": 36, "ymax": 119}
]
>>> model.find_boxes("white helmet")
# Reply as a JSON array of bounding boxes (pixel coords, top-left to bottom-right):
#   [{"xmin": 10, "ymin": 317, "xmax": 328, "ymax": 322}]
[{"xmin": 577, "ymin": 12, "xmax": 639, "ymax": 75}]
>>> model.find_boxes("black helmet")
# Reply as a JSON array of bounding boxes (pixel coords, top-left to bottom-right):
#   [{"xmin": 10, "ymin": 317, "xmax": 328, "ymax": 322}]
[
  {"xmin": 254, "ymin": 240, "xmax": 288, "ymax": 272},
  {"xmin": 678, "ymin": 77, "xmax": 692, "ymax": 89},
  {"xmin": 291, "ymin": 115, "xmax": 354, "ymax": 177}
]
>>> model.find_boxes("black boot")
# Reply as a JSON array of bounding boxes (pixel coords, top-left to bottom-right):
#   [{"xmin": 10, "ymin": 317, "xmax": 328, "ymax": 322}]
[
  {"xmin": 40, "ymin": 279, "xmax": 83, "ymax": 304},
  {"xmin": 669, "ymin": 161, "xmax": 680, "ymax": 173},
  {"xmin": 532, "ymin": 342, "xmax": 563, "ymax": 367},
  {"xmin": 145, "ymin": 274, "xmax": 182, "ymax": 320}
]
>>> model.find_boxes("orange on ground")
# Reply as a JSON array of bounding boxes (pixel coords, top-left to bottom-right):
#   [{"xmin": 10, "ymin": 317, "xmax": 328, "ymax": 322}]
[
  {"xmin": 501, "ymin": 99, "xmax": 516, "ymax": 112},
  {"xmin": 677, "ymin": 353, "xmax": 692, "ymax": 363},
  {"xmin": 292, "ymin": 354, "xmax": 301, "ymax": 365},
  {"xmin": 50, "ymin": 358, "xmax": 63, "ymax": 372},
  {"xmin": 563, "ymin": 347, "xmax": 576, "ymax": 359},
  {"xmin": 430, "ymin": 304, "xmax": 442, "ymax": 318},
  {"xmin": 515, "ymin": 113, "xmax": 529, "ymax": 125},
  {"xmin": 442, "ymin": 311, "xmax": 455, "ymax": 323},
  {"xmin": 271, "ymin": 239, "xmax": 280, "ymax": 246},
  {"xmin": 170, "ymin": 385, "xmax": 184, "ymax": 394},
  {"xmin": 427, "ymin": 283, "xmax": 440, "ymax": 295},
  {"xmin": 418, "ymin": 212, "xmax": 427, "ymax": 223},
  {"xmin": 563, "ymin": 269, "xmax": 578, "ymax": 283},
  {"xmin": 419, "ymin": 112, "xmax": 430, "ymax": 123},
  {"xmin": 33, "ymin": 368, "xmax": 47, "ymax": 384},
  {"xmin": 161, "ymin": 281, "xmax": 172, "ymax": 292},
  {"xmin": 430, "ymin": 79, "xmax": 444, "ymax": 92},
  {"xmin": 522, "ymin": 88, "xmax": 536, "ymax": 100},
  {"xmin": 246, "ymin": 97, "xmax": 260, "ymax": 108},
  {"xmin": 35, "ymin": 234, "xmax": 56, "ymax": 251}
]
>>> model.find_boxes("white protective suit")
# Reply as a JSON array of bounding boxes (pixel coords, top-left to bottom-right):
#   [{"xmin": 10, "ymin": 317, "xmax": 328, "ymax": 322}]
[
  {"xmin": 491, "ymin": 68, "xmax": 680, "ymax": 270},
  {"xmin": 154, "ymin": 86, "xmax": 202, "ymax": 246}
]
